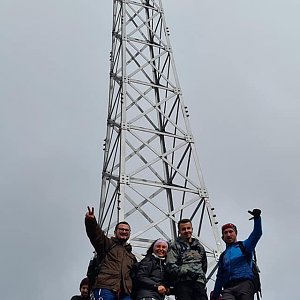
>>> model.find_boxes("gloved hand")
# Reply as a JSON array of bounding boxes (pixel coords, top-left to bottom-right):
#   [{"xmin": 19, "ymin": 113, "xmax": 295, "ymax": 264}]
[
  {"xmin": 248, "ymin": 208, "xmax": 261, "ymax": 220},
  {"xmin": 187, "ymin": 270, "xmax": 199, "ymax": 281}
]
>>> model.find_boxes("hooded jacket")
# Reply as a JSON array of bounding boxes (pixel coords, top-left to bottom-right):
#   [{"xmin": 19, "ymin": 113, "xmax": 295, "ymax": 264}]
[{"xmin": 85, "ymin": 218, "xmax": 136, "ymax": 295}]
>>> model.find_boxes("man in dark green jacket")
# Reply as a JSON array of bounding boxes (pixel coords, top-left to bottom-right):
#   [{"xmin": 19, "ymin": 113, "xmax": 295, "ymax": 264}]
[
  {"xmin": 166, "ymin": 218, "xmax": 208, "ymax": 300},
  {"xmin": 85, "ymin": 206, "xmax": 137, "ymax": 300}
]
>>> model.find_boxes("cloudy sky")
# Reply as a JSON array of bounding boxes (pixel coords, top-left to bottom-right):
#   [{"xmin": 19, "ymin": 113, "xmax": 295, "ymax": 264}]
[{"xmin": 1, "ymin": 0, "xmax": 299, "ymax": 299}]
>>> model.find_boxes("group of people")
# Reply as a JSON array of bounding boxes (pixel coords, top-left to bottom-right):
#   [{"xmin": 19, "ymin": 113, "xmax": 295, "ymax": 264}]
[{"xmin": 71, "ymin": 207, "xmax": 262, "ymax": 300}]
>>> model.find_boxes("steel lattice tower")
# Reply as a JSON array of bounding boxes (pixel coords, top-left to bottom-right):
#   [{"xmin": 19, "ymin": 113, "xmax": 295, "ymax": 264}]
[{"xmin": 98, "ymin": 0, "xmax": 222, "ymax": 279}]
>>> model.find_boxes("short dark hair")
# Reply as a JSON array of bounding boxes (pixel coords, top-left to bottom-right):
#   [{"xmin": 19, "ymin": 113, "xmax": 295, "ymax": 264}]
[
  {"xmin": 114, "ymin": 221, "xmax": 130, "ymax": 232},
  {"xmin": 178, "ymin": 218, "xmax": 192, "ymax": 230},
  {"xmin": 80, "ymin": 277, "xmax": 89, "ymax": 289}
]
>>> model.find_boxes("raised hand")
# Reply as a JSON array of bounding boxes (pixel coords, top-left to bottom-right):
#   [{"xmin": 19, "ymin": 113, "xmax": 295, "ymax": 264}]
[
  {"xmin": 86, "ymin": 206, "xmax": 95, "ymax": 219},
  {"xmin": 248, "ymin": 208, "xmax": 261, "ymax": 220}
]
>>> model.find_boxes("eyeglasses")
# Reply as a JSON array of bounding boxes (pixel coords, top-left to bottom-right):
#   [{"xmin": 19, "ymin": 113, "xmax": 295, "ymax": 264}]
[{"xmin": 117, "ymin": 228, "xmax": 130, "ymax": 232}]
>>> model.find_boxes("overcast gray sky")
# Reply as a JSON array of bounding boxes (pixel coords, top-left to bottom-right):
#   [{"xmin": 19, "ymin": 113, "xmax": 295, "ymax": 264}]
[{"xmin": 1, "ymin": 1, "xmax": 299, "ymax": 299}]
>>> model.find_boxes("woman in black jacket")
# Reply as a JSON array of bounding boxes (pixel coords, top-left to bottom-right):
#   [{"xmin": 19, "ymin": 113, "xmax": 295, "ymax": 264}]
[{"xmin": 134, "ymin": 239, "xmax": 170, "ymax": 300}]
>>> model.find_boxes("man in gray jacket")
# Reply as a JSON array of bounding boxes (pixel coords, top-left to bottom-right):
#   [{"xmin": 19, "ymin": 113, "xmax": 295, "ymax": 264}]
[{"xmin": 166, "ymin": 218, "xmax": 208, "ymax": 300}]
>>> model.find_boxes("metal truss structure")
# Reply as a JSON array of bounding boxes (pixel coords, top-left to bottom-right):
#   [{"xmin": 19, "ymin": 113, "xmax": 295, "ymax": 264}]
[{"xmin": 98, "ymin": 0, "xmax": 222, "ymax": 280}]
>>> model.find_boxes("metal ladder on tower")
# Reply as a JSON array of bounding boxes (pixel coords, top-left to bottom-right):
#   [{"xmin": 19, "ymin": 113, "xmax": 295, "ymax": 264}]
[{"xmin": 97, "ymin": 0, "xmax": 223, "ymax": 282}]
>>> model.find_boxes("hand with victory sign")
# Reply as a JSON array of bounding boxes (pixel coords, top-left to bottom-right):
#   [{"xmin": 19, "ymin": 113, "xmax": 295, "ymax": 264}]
[{"xmin": 85, "ymin": 206, "xmax": 95, "ymax": 220}]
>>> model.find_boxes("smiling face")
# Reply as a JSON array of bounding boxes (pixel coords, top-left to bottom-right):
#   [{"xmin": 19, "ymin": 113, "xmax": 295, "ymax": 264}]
[
  {"xmin": 153, "ymin": 241, "xmax": 168, "ymax": 258},
  {"xmin": 222, "ymin": 228, "xmax": 237, "ymax": 245},
  {"xmin": 178, "ymin": 221, "xmax": 193, "ymax": 242},
  {"xmin": 114, "ymin": 223, "xmax": 131, "ymax": 243}
]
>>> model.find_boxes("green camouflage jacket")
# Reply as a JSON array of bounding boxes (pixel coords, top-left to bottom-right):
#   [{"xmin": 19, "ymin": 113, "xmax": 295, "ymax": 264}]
[{"xmin": 166, "ymin": 237, "xmax": 207, "ymax": 285}]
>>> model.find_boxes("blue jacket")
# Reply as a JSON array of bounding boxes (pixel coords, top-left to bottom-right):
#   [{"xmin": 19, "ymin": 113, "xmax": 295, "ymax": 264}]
[{"xmin": 212, "ymin": 217, "xmax": 262, "ymax": 298}]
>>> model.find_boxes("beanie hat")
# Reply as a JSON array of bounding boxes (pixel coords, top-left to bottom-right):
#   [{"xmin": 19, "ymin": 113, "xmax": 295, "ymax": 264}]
[
  {"xmin": 221, "ymin": 223, "xmax": 237, "ymax": 234},
  {"xmin": 80, "ymin": 277, "xmax": 89, "ymax": 289}
]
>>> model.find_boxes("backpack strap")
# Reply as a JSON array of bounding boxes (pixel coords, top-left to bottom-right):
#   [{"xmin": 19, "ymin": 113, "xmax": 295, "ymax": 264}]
[
  {"xmin": 237, "ymin": 241, "xmax": 252, "ymax": 264},
  {"xmin": 98, "ymin": 242, "xmax": 116, "ymax": 265},
  {"xmin": 238, "ymin": 242, "xmax": 262, "ymax": 300},
  {"xmin": 219, "ymin": 242, "xmax": 251, "ymax": 268}
]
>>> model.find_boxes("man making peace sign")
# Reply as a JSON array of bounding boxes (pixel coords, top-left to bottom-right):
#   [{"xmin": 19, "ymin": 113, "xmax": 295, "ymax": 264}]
[{"xmin": 85, "ymin": 206, "xmax": 137, "ymax": 300}]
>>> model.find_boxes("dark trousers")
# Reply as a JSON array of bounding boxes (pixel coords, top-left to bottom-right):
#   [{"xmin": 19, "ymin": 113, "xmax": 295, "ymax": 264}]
[
  {"xmin": 175, "ymin": 281, "xmax": 208, "ymax": 300},
  {"xmin": 222, "ymin": 280, "xmax": 255, "ymax": 300}
]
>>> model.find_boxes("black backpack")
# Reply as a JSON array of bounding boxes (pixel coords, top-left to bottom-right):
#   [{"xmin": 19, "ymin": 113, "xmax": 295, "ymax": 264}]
[
  {"xmin": 219, "ymin": 241, "xmax": 262, "ymax": 300},
  {"xmin": 130, "ymin": 261, "xmax": 141, "ymax": 299},
  {"xmin": 86, "ymin": 252, "xmax": 99, "ymax": 287}
]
